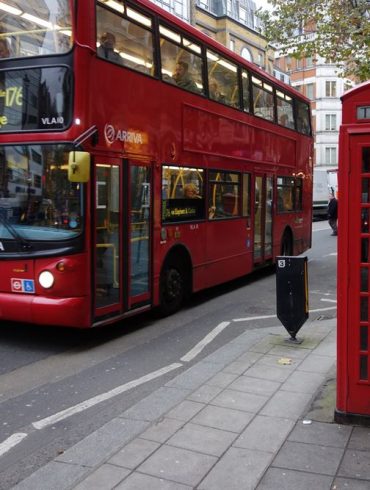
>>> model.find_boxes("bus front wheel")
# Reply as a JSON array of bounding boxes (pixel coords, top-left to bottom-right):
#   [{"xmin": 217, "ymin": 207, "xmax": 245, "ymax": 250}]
[{"xmin": 159, "ymin": 262, "xmax": 186, "ymax": 316}]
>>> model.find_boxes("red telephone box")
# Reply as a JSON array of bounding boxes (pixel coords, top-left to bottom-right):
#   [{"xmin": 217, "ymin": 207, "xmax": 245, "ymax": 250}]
[{"xmin": 336, "ymin": 81, "xmax": 370, "ymax": 424}]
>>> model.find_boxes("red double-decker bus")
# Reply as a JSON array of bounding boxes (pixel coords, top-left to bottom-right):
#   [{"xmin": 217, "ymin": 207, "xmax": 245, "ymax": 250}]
[{"xmin": 0, "ymin": 0, "xmax": 313, "ymax": 328}]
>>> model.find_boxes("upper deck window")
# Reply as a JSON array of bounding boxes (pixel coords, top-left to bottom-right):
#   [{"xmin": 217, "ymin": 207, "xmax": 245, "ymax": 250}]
[
  {"xmin": 0, "ymin": 1, "xmax": 72, "ymax": 59},
  {"xmin": 276, "ymin": 90, "xmax": 294, "ymax": 129},
  {"xmin": 252, "ymin": 76, "xmax": 274, "ymax": 122},
  {"xmin": 296, "ymin": 100, "xmax": 311, "ymax": 135},
  {"xmin": 241, "ymin": 70, "xmax": 251, "ymax": 113},
  {"xmin": 96, "ymin": 2, "xmax": 154, "ymax": 75},
  {"xmin": 160, "ymin": 25, "xmax": 203, "ymax": 95},
  {"xmin": 207, "ymin": 50, "xmax": 239, "ymax": 108}
]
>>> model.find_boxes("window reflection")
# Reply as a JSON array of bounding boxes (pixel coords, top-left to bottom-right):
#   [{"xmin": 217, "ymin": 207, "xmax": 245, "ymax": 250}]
[
  {"xmin": 0, "ymin": 1, "xmax": 72, "ymax": 58},
  {"xmin": 0, "ymin": 144, "xmax": 82, "ymax": 241}
]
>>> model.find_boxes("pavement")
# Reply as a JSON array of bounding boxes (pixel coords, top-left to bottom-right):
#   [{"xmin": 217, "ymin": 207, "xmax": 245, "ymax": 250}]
[{"xmin": 12, "ymin": 314, "xmax": 370, "ymax": 490}]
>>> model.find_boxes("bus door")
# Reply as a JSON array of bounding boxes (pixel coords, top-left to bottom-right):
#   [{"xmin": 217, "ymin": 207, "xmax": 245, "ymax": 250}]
[
  {"xmin": 94, "ymin": 160, "xmax": 152, "ymax": 317},
  {"xmin": 126, "ymin": 161, "xmax": 152, "ymax": 309},
  {"xmin": 94, "ymin": 160, "xmax": 121, "ymax": 314},
  {"xmin": 253, "ymin": 174, "xmax": 273, "ymax": 264}
]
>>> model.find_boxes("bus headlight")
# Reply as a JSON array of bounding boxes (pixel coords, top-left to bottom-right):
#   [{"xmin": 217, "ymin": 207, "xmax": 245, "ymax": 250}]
[{"xmin": 38, "ymin": 270, "xmax": 55, "ymax": 289}]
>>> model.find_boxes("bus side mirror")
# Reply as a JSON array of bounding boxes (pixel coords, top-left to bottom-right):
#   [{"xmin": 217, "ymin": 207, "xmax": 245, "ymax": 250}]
[{"xmin": 68, "ymin": 151, "xmax": 91, "ymax": 182}]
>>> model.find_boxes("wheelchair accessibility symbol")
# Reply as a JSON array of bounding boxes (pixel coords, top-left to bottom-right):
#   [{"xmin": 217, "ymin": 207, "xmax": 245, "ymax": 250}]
[{"xmin": 11, "ymin": 278, "xmax": 35, "ymax": 294}]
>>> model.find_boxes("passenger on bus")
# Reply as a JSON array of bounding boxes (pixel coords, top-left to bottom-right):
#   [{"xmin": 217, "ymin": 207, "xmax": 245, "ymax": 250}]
[
  {"xmin": 209, "ymin": 78, "xmax": 225, "ymax": 103},
  {"xmin": 97, "ymin": 32, "xmax": 122, "ymax": 64},
  {"xmin": 184, "ymin": 183, "xmax": 201, "ymax": 199},
  {"xmin": 172, "ymin": 61, "xmax": 198, "ymax": 93},
  {"xmin": 0, "ymin": 39, "xmax": 10, "ymax": 58}
]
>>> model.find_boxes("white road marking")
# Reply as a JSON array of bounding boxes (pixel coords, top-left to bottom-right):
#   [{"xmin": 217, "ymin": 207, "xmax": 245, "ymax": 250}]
[
  {"xmin": 233, "ymin": 306, "xmax": 337, "ymax": 323},
  {"xmin": 181, "ymin": 321, "xmax": 230, "ymax": 362},
  {"xmin": 321, "ymin": 299, "xmax": 337, "ymax": 303},
  {"xmin": 32, "ymin": 363, "xmax": 182, "ymax": 430},
  {"xmin": 309, "ymin": 306, "xmax": 337, "ymax": 312},
  {"xmin": 233, "ymin": 314, "xmax": 277, "ymax": 323},
  {"xmin": 0, "ymin": 433, "xmax": 27, "ymax": 457}
]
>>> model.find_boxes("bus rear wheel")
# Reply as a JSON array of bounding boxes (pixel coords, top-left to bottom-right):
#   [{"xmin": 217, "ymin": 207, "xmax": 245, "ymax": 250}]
[
  {"xmin": 159, "ymin": 262, "xmax": 186, "ymax": 316},
  {"xmin": 280, "ymin": 230, "xmax": 293, "ymax": 256}
]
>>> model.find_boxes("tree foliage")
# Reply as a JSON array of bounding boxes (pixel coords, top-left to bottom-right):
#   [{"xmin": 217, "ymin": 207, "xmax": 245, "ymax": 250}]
[{"xmin": 257, "ymin": 0, "xmax": 370, "ymax": 81}]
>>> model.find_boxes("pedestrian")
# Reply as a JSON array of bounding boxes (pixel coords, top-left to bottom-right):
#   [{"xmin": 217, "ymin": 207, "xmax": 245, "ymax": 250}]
[{"xmin": 328, "ymin": 193, "xmax": 338, "ymax": 236}]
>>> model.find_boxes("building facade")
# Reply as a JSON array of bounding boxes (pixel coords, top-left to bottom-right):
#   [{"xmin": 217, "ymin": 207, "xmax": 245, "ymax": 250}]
[
  {"xmin": 150, "ymin": 0, "xmax": 275, "ymax": 74},
  {"xmin": 275, "ymin": 53, "xmax": 353, "ymax": 169}
]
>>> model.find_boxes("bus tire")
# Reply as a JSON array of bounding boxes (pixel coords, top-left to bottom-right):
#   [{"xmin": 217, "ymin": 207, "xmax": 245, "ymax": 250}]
[
  {"xmin": 280, "ymin": 229, "xmax": 293, "ymax": 256},
  {"xmin": 159, "ymin": 260, "xmax": 187, "ymax": 316}
]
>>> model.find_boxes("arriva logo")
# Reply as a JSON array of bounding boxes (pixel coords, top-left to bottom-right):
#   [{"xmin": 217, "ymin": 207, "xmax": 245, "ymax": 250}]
[{"xmin": 104, "ymin": 124, "xmax": 143, "ymax": 145}]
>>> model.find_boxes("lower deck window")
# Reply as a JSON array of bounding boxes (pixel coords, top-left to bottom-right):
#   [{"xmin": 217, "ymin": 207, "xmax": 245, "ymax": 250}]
[
  {"xmin": 162, "ymin": 166, "xmax": 204, "ymax": 222},
  {"xmin": 208, "ymin": 171, "xmax": 240, "ymax": 219},
  {"xmin": 277, "ymin": 176, "xmax": 303, "ymax": 212}
]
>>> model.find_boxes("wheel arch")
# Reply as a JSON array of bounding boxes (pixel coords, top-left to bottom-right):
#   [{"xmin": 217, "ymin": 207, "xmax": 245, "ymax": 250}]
[
  {"xmin": 280, "ymin": 226, "xmax": 294, "ymax": 256},
  {"xmin": 160, "ymin": 243, "xmax": 193, "ymax": 295}
]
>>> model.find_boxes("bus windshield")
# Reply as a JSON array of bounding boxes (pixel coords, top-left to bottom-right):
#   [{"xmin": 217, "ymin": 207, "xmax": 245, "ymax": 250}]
[
  {"xmin": 0, "ymin": 144, "xmax": 83, "ymax": 241},
  {"xmin": 0, "ymin": 1, "xmax": 72, "ymax": 59}
]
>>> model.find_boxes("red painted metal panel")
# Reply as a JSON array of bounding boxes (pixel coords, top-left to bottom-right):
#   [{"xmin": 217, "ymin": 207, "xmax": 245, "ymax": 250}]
[{"xmin": 337, "ymin": 81, "xmax": 370, "ymax": 417}]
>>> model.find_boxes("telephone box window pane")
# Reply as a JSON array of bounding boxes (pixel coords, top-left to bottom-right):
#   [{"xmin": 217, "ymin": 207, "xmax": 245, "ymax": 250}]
[
  {"xmin": 362, "ymin": 209, "xmax": 369, "ymax": 233},
  {"xmin": 362, "ymin": 179, "xmax": 370, "ymax": 203},
  {"xmin": 360, "ymin": 326, "xmax": 368, "ymax": 351},
  {"xmin": 361, "ymin": 238, "xmax": 369, "ymax": 263},
  {"xmin": 361, "ymin": 268, "xmax": 369, "ymax": 292},
  {"xmin": 361, "ymin": 296, "xmax": 368, "ymax": 321},
  {"xmin": 358, "ymin": 106, "xmax": 370, "ymax": 120},
  {"xmin": 362, "ymin": 148, "xmax": 370, "ymax": 173},
  {"xmin": 360, "ymin": 355, "xmax": 368, "ymax": 380}
]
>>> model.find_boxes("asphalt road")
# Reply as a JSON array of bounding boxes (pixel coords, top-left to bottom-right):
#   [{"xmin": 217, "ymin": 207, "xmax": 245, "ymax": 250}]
[{"xmin": 0, "ymin": 220, "xmax": 337, "ymax": 489}]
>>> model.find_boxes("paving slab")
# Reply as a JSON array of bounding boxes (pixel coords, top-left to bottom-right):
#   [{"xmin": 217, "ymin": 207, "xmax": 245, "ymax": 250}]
[
  {"xmin": 331, "ymin": 477, "xmax": 370, "ymax": 490},
  {"xmin": 73, "ymin": 464, "xmax": 130, "ymax": 490},
  {"xmin": 122, "ymin": 387, "xmax": 190, "ymax": 422},
  {"xmin": 137, "ymin": 445, "xmax": 217, "ymax": 487},
  {"xmin": 205, "ymin": 371, "xmax": 238, "ymax": 388},
  {"xmin": 166, "ymin": 422, "xmax": 236, "ymax": 456},
  {"xmin": 56, "ymin": 418, "xmax": 150, "ymax": 467},
  {"xmin": 192, "ymin": 404, "xmax": 254, "ymax": 433},
  {"xmin": 281, "ymin": 371, "xmax": 326, "ymax": 394},
  {"xmin": 186, "ymin": 384, "xmax": 223, "ymax": 404},
  {"xmin": 211, "ymin": 388, "xmax": 268, "ymax": 413},
  {"xmin": 245, "ymin": 363, "xmax": 294, "ymax": 382},
  {"xmin": 288, "ymin": 421, "xmax": 352, "ymax": 448},
  {"xmin": 260, "ymin": 390, "xmax": 313, "ymax": 419},
  {"xmin": 139, "ymin": 417, "xmax": 184, "ymax": 444},
  {"xmin": 115, "ymin": 472, "xmax": 192, "ymax": 490},
  {"xmin": 108, "ymin": 438, "xmax": 160, "ymax": 469},
  {"xmin": 13, "ymin": 461, "xmax": 89, "ymax": 490},
  {"xmin": 297, "ymin": 354, "xmax": 336, "ymax": 373},
  {"xmin": 312, "ymin": 340, "xmax": 336, "ymax": 357},
  {"xmin": 348, "ymin": 427, "xmax": 370, "ymax": 450},
  {"xmin": 256, "ymin": 467, "xmax": 333, "ymax": 489},
  {"xmin": 166, "ymin": 399, "xmax": 205, "ymax": 421},
  {"xmin": 267, "ymin": 345, "xmax": 310, "ymax": 360},
  {"xmin": 338, "ymin": 449, "xmax": 370, "ymax": 480},
  {"xmin": 198, "ymin": 446, "xmax": 273, "ymax": 490},
  {"xmin": 228, "ymin": 375, "xmax": 281, "ymax": 396},
  {"xmin": 272, "ymin": 440, "xmax": 344, "ymax": 475},
  {"xmin": 233, "ymin": 415, "xmax": 295, "ymax": 453}
]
